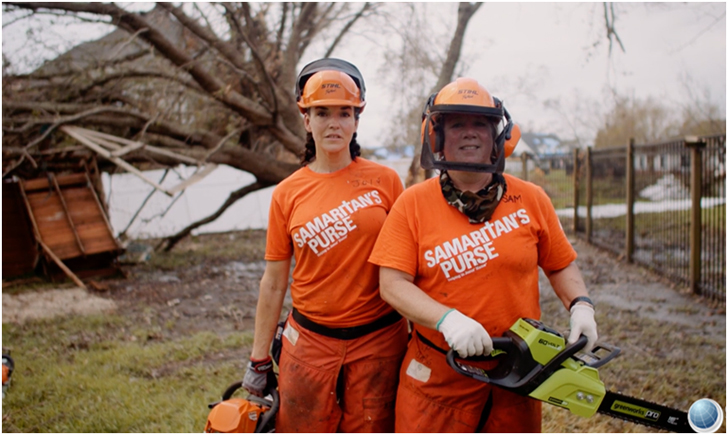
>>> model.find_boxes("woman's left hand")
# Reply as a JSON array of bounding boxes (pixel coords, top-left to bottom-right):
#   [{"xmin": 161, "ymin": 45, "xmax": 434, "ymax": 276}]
[{"xmin": 568, "ymin": 304, "xmax": 598, "ymax": 352}]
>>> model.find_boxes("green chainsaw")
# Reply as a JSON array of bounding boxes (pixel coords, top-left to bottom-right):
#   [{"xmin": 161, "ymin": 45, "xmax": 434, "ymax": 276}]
[{"xmin": 447, "ymin": 317, "xmax": 695, "ymax": 433}]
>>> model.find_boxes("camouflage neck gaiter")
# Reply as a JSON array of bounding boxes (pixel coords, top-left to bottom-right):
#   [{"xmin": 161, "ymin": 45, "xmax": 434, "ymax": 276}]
[{"xmin": 439, "ymin": 171, "xmax": 507, "ymax": 224}]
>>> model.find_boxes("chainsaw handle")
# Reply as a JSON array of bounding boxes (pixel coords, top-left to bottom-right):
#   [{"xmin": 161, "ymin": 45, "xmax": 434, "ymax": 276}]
[
  {"xmin": 212, "ymin": 371, "xmax": 278, "ymax": 407},
  {"xmin": 445, "ymin": 337, "xmax": 521, "ymax": 383},
  {"xmin": 255, "ymin": 389, "xmax": 279, "ymax": 433},
  {"xmin": 447, "ymin": 334, "xmax": 590, "ymax": 394},
  {"xmin": 448, "ymin": 337, "xmax": 514, "ymax": 360},
  {"xmin": 220, "ymin": 381, "xmax": 244, "ymax": 402},
  {"xmin": 576, "ymin": 341, "xmax": 621, "ymax": 369}
]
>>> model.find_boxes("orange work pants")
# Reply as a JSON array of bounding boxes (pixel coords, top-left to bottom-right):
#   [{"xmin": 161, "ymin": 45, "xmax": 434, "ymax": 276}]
[
  {"xmin": 394, "ymin": 333, "xmax": 542, "ymax": 433},
  {"xmin": 275, "ymin": 314, "xmax": 408, "ymax": 433}
]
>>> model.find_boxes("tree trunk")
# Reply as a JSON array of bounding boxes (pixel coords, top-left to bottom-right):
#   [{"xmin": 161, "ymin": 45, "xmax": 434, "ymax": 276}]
[
  {"xmin": 406, "ymin": 2, "xmax": 482, "ymax": 187},
  {"xmin": 158, "ymin": 180, "xmax": 273, "ymax": 252}
]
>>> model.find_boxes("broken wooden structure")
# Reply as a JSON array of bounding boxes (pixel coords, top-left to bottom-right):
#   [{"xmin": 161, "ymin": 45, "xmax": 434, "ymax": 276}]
[
  {"xmin": 3, "ymin": 168, "xmax": 124, "ymax": 287},
  {"xmin": 61, "ymin": 126, "xmax": 218, "ymax": 196},
  {"xmin": 3, "ymin": 125, "xmax": 221, "ymax": 285}
]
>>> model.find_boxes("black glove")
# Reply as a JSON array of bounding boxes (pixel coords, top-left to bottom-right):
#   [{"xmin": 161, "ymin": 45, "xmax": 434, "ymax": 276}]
[{"xmin": 242, "ymin": 356, "xmax": 273, "ymax": 397}]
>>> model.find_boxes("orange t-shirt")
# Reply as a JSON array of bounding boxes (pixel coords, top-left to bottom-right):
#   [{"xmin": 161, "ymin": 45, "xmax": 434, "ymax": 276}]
[
  {"xmin": 369, "ymin": 174, "xmax": 576, "ymax": 350},
  {"xmin": 265, "ymin": 158, "xmax": 404, "ymax": 328}
]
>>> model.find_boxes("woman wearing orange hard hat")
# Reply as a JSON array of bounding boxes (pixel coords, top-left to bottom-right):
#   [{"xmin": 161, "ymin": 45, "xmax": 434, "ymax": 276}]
[
  {"xmin": 369, "ymin": 77, "xmax": 598, "ymax": 432},
  {"xmin": 242, "ymin": 58, "xmax": 408, "ymax": 432}
]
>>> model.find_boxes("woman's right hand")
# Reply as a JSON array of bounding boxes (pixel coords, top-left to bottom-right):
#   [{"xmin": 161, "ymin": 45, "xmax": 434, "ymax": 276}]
[
  {"xmin": 437, "ymin": 309, "xmax": 493, "ymax": 358},
  {"xmin": 242, "ymin": 356, "xmax": 273, "ymax": 397}
]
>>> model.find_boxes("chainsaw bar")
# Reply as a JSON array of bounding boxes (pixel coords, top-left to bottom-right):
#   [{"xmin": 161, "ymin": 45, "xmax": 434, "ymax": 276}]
[{"xmin": 598, "ymin": 391, "xmax": 694, "ymax": 432}]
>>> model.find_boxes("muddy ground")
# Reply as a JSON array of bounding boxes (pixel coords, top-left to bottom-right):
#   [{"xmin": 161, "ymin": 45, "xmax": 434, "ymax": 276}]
[
  {"xmin": 3, "ymin": 229, "xmax": 725, "ymax": 432},
  {"xmin": 3, "ymin": 231, "xmax": 285, "ymax": 335},
  {"xmin": 4, "ymin": 230, "xmax": 722, "ymax": 339}
]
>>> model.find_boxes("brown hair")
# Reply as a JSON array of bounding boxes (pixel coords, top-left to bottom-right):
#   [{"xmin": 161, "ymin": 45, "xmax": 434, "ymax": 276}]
[{"xmin": 300, "ymin": 132, "xmax": 362, "ymax": 166}]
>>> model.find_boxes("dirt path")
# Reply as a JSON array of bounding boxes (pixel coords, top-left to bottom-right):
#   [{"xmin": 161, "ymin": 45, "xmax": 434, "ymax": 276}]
[
  {"xmin": 2, "ymin": 288, "xmax": 117, "ymax": 324},
  {"xmin": 551, "ymin": 239, "xmax": 724, "ymax": 336}
]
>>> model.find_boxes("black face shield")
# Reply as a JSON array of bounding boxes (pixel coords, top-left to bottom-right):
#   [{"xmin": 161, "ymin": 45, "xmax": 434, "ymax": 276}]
[{"xmin": 420, "ymin": 97, "xmax": 517, "ymax": 174}]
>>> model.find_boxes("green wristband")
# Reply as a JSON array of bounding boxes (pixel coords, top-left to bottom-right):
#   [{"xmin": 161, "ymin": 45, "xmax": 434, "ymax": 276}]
[{"xmin": 436, "ymin": 308, "xmax": 455, "ymax": 331}]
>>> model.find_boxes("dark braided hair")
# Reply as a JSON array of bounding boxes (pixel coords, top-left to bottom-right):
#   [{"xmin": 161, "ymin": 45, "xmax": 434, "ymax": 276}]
[
  {"xmin": 299, "ymin": 108, "xmax": 362, "ymax": 166},
  {"xmin": 300, "ymin": 132, "xmax": 361, "ymax": 166}
]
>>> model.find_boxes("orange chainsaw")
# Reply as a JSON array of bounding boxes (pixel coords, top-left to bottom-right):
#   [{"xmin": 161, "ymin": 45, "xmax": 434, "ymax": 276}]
[
  {"xmin": 205, "ymin": 370, "xmax": 278, "ymax": 433},
  {"xmin": 2, "ymin": 353, "xmax": 14, "ymax": 399}
]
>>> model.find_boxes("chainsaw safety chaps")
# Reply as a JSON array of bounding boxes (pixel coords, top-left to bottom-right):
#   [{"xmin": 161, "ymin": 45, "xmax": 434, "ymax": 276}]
[
  {"xmin": 395, "ymin": 334, "xmax": 541, "ymax": 433},
  {"xmin": 276, "ymin": 315, "xmax": 408, "ymax": 433}
]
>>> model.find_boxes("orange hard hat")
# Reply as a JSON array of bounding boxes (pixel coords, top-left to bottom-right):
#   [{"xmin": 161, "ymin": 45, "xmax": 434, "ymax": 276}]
[
  {"xmin": 295, "ymin": 58, "xmax": 366, "ymax": 114},
  {"xmin": 420, "ymin": 77, "xmax": 520, "ymax": 173}
]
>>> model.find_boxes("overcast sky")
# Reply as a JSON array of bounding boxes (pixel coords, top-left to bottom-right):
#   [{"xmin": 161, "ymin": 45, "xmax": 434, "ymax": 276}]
[
  {"xmin": 3, "ymin": 2, "xmax": 726, "ymax": 148},
  {"xmin": 330, "ymin": 2, "xmax": 727, "ymax": 147}
]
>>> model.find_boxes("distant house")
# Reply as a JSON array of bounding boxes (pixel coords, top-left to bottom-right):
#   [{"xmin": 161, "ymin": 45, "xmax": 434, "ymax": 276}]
[
  {"xmin": 506, "ymin": 132, "xmax": 578, "ymax": 174},
  {"xmin": 519, "ymin": 132, "xmax": 575, "ymax": 157}
]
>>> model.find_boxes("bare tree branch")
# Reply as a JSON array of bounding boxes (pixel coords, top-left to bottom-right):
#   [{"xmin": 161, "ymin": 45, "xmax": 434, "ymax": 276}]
[
  {"xmin": 275, "ymin": 3, "xmax": 289, "ymax": 54},
  {"xmin": 669, "ymin": 9, "xmax": 725, "ymax": 54},
  {"xmin": 221, "ymin": 3, "xmax": 280, "ymax": 119},
  {"xmin": 158, "ymin": 3, "xmax": 249, "ymax": 72},
  {"xmin": 158, "ymin": 180, "xmax": 272, "ymax": 252},
  {"xmin": 603, "ymin": 2, "xmax": 626, "ymax": 55},
  {"xmin": 3, "ymin": 2, "xmax": 379, "ymax": 248},
  {"xmin": 407, "ymin": 2, "xmax": 482, "ymax": 186},
  {"xmin": 7, "ymin": 2, "xmax": 302, "ymax": 151},
  {"xmin": 324, "ymin": 3, "xmax": 372, "ymax": 58}
]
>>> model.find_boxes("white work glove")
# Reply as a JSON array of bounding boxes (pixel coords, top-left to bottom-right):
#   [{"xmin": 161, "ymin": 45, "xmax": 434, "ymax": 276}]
[
  {"xmin": 242, "ymin": 356, "xmax": 272, "ymax": 397},
  {"xmin": 568, "ymin": 304, "xmax": 598, "ymax": 352},
  {"xmin": 437, "ymin": 309, "xmax": 493, "ymax": 358}
]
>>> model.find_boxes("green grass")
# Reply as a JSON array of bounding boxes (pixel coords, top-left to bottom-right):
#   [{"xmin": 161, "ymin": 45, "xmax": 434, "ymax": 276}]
[
  {"xmin": 702, "ymin": 204, "xmax": 725, "ymax": 231},
  {"xmin": 141, "ymin": 229, "xmax": 267, "ymax": 271},
  {"xmin": 2, "ymin": 314, "xmax": 252, "ymax": 432},
  {"xmin": 590, "ymin": 206, "xmax": 725, "ymax": 248},
  {"xmin": 525, "ymin": 168, "xmax": 574, "ymax": 209},
  {"xmin": 539, "ymin": 293, "xmax": 726, "ymax": 433},
  {"xmin": 1, "ymin": 279, "xmax": 76, "ymax": 296},
  {"xmin": 4, "ymin": 228, "xmax": 724, "ymax": 432},
  {"xmin": 522, "ymin": 169, "xmax": 627, "ymax": 209}
]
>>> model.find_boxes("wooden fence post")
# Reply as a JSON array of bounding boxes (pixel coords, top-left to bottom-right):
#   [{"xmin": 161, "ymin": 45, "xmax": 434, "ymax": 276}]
[
  {"xmin": 626, "ymin": 138, "xmax": 635, "ymax": 263},
  {"xmin": 573, "ymin": 148, "xmax": 580, "ymax": 234},
  {"xmin": 586, "ymin": 146, "xmax": 593, "ymax": 243},
  {"xmin": 686, "ymin": 137, "xmax": 705, "ymax": 295}
]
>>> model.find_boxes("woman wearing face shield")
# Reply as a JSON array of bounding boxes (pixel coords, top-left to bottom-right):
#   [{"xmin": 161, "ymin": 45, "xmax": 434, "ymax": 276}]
[
  {"xmin": 241, "ymin": 58, "xmax": 408, "ymax": 432},
  {"xmin": 369, "ymin": 78, "xmax": 598, "ymax": 432}
]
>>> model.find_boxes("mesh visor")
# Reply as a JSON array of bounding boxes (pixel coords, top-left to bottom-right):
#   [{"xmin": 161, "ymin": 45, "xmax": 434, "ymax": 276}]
[
  {"xmin": 421, "ymin": 107, "xmax": 513, "ymax": 174},
  {"xmin": 296, "ymin": 58, "xmax": 366, "ymax": 102}
]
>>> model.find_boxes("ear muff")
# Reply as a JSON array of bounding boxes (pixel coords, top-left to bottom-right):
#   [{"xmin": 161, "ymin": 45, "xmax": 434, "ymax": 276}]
[
  {"xmin": 420, "ymin": 93, "xmax": 439, "ymax": 153},
  {"xmin": 504, "ymin": 123, "xmax": 520, "ymax": 158},
  {"xmin": 493, "ymin": 100, "xmax": 519, "ymax": 158}
]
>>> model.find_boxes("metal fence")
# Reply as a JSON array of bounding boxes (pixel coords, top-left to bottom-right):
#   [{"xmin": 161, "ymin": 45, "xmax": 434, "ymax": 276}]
[
  {"xmin": 504, "ymin": 152, "xmax": 576, "ymax": 233},
  {"xmin": 506, "ymin": 135, "xmax": 726, "ymax": 304}
]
